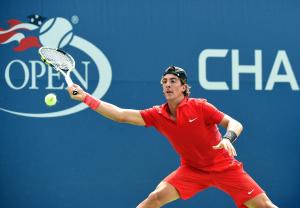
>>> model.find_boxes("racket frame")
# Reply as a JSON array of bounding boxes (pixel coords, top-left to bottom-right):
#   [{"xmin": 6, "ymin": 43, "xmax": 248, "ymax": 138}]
[{"xmin": 38, "ymin": 47, "xmax": 78, "ymax": 95}]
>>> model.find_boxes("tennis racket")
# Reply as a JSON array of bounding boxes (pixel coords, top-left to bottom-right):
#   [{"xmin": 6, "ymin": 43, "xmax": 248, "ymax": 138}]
[{"xmin": 38, "ymin": 47, "xmax": 78, "ymax": 95}]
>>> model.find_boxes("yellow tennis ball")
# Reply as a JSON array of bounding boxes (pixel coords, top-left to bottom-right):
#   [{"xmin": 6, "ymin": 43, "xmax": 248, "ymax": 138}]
[{"xmin": 45, "ymin": 93, "xmax": 57, "ymax": 106}]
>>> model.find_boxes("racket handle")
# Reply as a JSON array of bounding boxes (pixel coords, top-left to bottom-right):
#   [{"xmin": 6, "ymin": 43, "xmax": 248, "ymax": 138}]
[{"xmin": 65, "ymin": 76, "xmax": 78, "ymax": 95}]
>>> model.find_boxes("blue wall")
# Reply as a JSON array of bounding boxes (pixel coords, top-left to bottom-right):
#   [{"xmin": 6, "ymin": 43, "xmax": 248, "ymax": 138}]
[{"xmin": 1, "ymin": 0, "xmax": 299, "ymax": 207}]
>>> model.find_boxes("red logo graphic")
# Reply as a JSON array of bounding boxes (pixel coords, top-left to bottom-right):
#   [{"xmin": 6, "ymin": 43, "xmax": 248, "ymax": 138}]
[{"xmin": 0, "ymin": 15, "xmax": 45, "ymax": 52}]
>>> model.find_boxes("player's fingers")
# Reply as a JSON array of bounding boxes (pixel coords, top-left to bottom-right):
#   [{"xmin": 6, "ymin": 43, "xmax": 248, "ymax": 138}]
[
  {"xmin": 68, "ymin": 84, "xmax": 77, "ymax": 92},
  {"xmin": 228, "ymin": 143, "xmax": 237, "ymax": 157},
  {"xmin": 227, "ymin": 142, "xmax": 237, "ymax": 156},
  {"xmin": 212, "ymin": 143, "xmax": 222, "ymax": 149},
  {"xmin": 68, "ymin": 84, "xmax": 80, "ymax": 93},
  {"xmin": 227, "ymin": 144, "xmax": 234, "ymax": 157},
  {"xmin": 223, "ymin": 143, "xmax": 229, "ymax": 153},
  {"xmin": 67, "ymin": 87, "xmax": 77, "ymax": 96},
  {"xmin": 232, "ymin": 145, "xmax": 237, "ymax": 156},
  {"xmin": 66, "ymin": 85, "xmax": 82, "ymax": 101}
]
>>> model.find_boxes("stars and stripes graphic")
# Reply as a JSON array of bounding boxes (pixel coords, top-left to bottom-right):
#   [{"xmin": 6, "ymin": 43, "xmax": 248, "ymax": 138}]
[{"xmin": 0, "ymin": 15, "xmax": 46, "ymax": 52}]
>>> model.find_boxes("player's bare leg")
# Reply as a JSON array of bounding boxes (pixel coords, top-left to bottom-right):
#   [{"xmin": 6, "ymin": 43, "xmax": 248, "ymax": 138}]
[
  {"xmin": 244, "ymin": 193, "xmax": 278, "ymax": 208},
  {"xmin": 136, "ymin": 181, "xmax": 180, "ymax": 208}
]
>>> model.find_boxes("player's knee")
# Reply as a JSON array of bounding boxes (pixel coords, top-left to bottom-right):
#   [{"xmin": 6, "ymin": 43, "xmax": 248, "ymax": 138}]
[
  {"xmin": 147, "ymin": 191, "xmax": 162, "ymax": 205},
  {"xmin": 136, "ymin": 192, "xmax": 162, "ymax": 208}
]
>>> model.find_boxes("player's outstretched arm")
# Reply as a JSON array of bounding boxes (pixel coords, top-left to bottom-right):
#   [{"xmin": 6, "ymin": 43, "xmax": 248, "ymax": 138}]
[{"xmin": 67, "ymin": 84, "xmax": 146, "ymax": 126}]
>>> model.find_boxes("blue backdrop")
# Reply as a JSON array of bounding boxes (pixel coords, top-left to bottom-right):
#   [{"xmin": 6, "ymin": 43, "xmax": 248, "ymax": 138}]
[{"xmin": 1, "ymin": 0, "xmax": 299, "ymax": 207}]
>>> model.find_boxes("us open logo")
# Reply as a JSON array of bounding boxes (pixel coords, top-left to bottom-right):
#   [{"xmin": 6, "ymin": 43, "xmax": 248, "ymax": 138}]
[{"xmin": 0, "ymin": 15, "xmax": 112, "ymax": 118}]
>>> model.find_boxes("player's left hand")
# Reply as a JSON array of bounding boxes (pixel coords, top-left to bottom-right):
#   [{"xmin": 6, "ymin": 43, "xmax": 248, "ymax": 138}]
[{"xmin": 213, "ymin": 139, "xmax": 237, "ymax": 157}]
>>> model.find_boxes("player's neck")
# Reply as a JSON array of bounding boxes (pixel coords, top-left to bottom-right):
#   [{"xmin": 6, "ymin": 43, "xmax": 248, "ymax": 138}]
[{"xmin": 167, "ymin": 96, "xmax": 185, "ymax": 117}]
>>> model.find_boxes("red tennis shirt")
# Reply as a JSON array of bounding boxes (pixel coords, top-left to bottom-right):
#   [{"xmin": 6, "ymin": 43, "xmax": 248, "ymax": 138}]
[{"xmin": 140, "ymin": 97, "xmax": 237, "ymax": 171}]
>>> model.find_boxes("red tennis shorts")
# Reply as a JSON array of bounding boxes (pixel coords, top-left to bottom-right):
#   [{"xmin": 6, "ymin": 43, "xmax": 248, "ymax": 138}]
[{"xmin": 164, "ymin": 162, "xmax": 264, "ymax": 207}]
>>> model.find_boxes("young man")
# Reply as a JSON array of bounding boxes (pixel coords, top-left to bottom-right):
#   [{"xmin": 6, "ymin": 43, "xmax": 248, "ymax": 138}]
[{"xmin": 67, "ymin": 66, "xmax": 278, "ymax": 208}]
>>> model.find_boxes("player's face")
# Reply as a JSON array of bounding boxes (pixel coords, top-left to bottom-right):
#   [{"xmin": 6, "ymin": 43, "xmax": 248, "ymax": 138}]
[{"xmin": 161, "ymin": 74, "xmax": 186, "ymax": 101}]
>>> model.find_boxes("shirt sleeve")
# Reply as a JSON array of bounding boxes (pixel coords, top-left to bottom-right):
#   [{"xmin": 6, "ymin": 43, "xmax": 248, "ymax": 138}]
[
  {"xmin": 140, "ymin": 107, "xmax": 157, "ymax": 127},
  {"xmin": 202, "ymin": 101, "xmax": 224, "ymax": 125}
]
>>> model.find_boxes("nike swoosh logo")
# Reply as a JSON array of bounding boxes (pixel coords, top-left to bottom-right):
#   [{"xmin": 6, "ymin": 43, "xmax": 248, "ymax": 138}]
[
  {"xmin": 248, "ymin": 189, "xmax": 255, "ymax": 195},
  {"xmin": 189, "ymin": 118, "xmax": 198, "ymax": 123}
]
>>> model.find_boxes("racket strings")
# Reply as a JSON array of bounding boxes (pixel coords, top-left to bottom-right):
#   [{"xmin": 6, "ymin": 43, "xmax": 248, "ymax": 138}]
[{"xmin": 41, "ymin": 48, "xmax": 74, "ymax": 71}]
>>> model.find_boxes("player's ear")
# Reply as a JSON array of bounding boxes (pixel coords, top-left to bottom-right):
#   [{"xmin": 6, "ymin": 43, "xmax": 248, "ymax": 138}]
[{"xmin": 181, "ymin": 84, "xmax": 187, "ymax": 93}]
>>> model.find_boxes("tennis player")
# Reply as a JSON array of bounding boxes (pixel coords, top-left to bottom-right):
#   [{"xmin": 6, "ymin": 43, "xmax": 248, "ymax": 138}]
[{"xmin": 67, "ymin": 66, "xmax": 278, "ymax": 208}]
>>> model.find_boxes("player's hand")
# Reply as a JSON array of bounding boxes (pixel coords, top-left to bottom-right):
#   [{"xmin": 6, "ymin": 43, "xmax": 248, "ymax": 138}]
[
  {"xmin": 212, "ymin": 139, "xmax": 237, "ymax": 157},
  {"xmin": 67, "ymin": 84, "xmax": 87, "ymax": 102}
]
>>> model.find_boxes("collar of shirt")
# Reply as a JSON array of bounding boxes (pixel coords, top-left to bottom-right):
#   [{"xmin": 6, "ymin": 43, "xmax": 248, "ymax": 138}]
[{"xmin": 158, "ymin": 97, "xmax": 189, "ymax": 120}]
